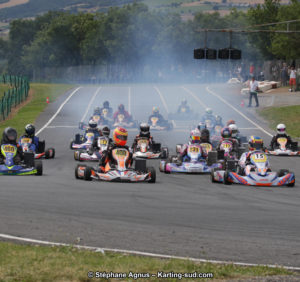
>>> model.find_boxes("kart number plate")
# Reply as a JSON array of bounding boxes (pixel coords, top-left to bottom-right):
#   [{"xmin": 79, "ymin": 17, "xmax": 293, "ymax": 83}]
[
  {"xmin": 2, "ymin": 145, "xmax": 16, "ymax": 153},
  {"xmin": 114, "ymin": 149, "xmax": 127, "ymax": 156},
  {"xmin": 189, "ymin": 146, "xmax": 200, "ymax": 153},
  {"xmin": 21, "ymin": 138, "xmax": 32, "ymax": 144},
  {"xmin": 200, "ymin": 143, "xmax": 212, "ymax": 152},
  {"xmin": 251, "ymin": 153, "xmax": 267, "ymax": 163},
  {"xmin": 86, "ymin": 133, "xmax": 94, "ymax": 138},
  {"xmin": 277, "ymin": 137, "xmax": 287, "ymax": 144},
  {"xmin": 100, "ymin": 139, "xmax": 108, "ymax": 145},
  {"xmin": 221, "ymin": 142, "xmax": 232, "ymax": 149},
  {"xmin": 93, "ymin": 115, "xmax": 100, "ymax": 121}
]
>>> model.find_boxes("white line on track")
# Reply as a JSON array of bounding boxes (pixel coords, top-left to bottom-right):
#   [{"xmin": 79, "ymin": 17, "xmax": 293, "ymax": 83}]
[
  {"xmin": 153, "ymin": 86, "xmax": 177, "ymax": 128},
  {"xmin": 36, "ymin": 87, "xmax": 81, "ymax": 136},
  {"xmin": 181, "ymin": 86, "xmax": 207, "ymax": 109},
  {"xmin": 0, "ymin": 233, "xmax": 299, "ymax": 271},
  {"xmin": 80, "ymin": 87, "xmax": 102, "ymax": 122},
  {"xmin": 206, "ymin": 86, "xmax": 273, "ymax": 137},
  {"xmin": 128, "ymin": 87, "xmax": 131, "ymax": 114}
]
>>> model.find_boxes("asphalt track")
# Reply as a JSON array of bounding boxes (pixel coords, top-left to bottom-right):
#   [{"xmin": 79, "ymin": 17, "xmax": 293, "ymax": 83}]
[{"xmin": 0, "ymin": 84, "xmax": 299, "ymax": 268}]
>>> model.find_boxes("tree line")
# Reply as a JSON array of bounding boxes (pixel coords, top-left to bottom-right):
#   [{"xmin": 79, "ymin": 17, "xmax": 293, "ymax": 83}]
[{"xmin": 0, "ymin": 0, "xmax": 299, "ymax": 80}]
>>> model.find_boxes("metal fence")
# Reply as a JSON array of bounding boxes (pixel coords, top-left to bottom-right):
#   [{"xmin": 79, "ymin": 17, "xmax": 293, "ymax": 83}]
[{"xmin": 0, "ymin": 75, "xmax": 30, "ymax": 121}]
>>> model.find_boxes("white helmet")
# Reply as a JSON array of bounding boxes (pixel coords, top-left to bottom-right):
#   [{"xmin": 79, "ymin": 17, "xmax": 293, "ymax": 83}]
[
  {"xmin": 229, "ymin": 124, "xmax": 238, "ymax": 137},
  {"xmin": 277, "ymin": 124, "xmax": 286, "ymax": 134}
]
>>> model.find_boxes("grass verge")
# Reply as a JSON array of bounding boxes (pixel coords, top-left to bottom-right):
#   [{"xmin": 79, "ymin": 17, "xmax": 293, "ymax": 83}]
[
  {"xmin": 0, "ymin": 83, "xmax": 75, "ymax": 135},
  {"xmin": 259, "ymin": 105, "xmax": 300, "ymax": 138},
  {"xmin": 0, "ymin": 242, "xmax": 294, "ymax": 282}
]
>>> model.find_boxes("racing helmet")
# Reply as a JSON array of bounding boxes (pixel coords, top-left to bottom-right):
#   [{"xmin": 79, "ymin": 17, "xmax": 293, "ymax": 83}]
[
  {"xmin": 200, "ymin": 129, "xmax": 210, "ymax": 142},
  {"xmin": 113, "ymin": 127, "xmax": 128, "ymax": 146},
  {"xmin": 182, "ymin": 98, "xmax": 187, "ymax": 106},
  {"xmin": 103, "ymin": 101, "xmax": 109, "ymax": 108},
  {"xmin": 118, "ymin": 104, "xmax": 125, "ymax": 111},
  {"xmin": 197, "ymin": 122, "xmax": 206, "ymax": 131},
  {"xmin": 190, "ymin": 129, "xmax": 201, "ymax": 144},
  {"xmin": 139, "ymin": 123, "xmax": 150, "ymax": 137},
  {"xmin": 226, "ymin": 119, "xmax": 236, "ymax": 126},
  {"xmin": 276, "ymin": 124, "xmax": 286, "ymax": 135},
  {"xmin": 102, "ymin": 126, "xmax": 110, "ymax": 137},
  {"xmin": 248, "ymin": 136, "xmax": 264, "ymax": 151},
  {"xmin": 216, "ymin": 115, "xmax": 222, "ymax": 123},
  {"xmin": 221, "ymin": 127, "xmax": 232, "ymax": 138},
  {"xmin": 25, "ymin": 124, "xmax": 35, "ymax": 137},
  {"xmin": 3, "ymin": 127, "xmax": 17, "ymax": 143},
  {"xmin": 228, "ymin": 124, "xmax": 238, "ymax": 138},
  {"xmin": 152, "ymin": 106, "xmax": 159, "ymax": 114},
  {"xmin": 94, "ymin": 107, "xmax": 101, "ymax": 114},
  {"xmin": 88, "ymin": 120, "xmax": 98, "ymax": 129},
  {"xmin": 205, "ymin": 108, "xmax": 213, "ymax": 115}
]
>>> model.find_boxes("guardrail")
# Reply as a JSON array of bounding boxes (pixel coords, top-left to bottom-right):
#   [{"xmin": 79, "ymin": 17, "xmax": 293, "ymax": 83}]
[{"xmin": 0, "ymin": 75, "xmax": 30, "ymax": 121}]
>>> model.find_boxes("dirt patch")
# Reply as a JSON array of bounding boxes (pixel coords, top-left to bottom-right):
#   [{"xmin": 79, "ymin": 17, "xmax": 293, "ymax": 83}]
[
  {"xmin": 0, "ymin": 88, "xmax": 34, "ymax": 124},
  {"xmin": 0, "ymin": 0, "xmax": 29, "ymax": 10}
]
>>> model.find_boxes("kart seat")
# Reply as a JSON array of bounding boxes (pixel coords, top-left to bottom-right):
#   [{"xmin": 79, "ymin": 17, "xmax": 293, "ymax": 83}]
[{"xmin": 152, "ymin": 143, "xmax": 161, "ymax": 153}]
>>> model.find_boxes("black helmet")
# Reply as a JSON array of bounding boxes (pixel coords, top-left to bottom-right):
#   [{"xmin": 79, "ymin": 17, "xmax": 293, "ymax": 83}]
[
  {"xmin": 88, "ymin": 120, "xmax": 97, "ymax": 129},
  {"xmin": 201, "ymin": 128, "xmax": 210, "ymax": 142},
  {"xmin": 25, "ymin": 124, "xmax": 35, "ymax": 137},
  {"xmin": 3, "ymin": 127, "xmax": 17, "ymax": 143},
  {"xmin": 102, "ymin": 126, "xmax": 110, "ymax": 137},
  {"xmin": 103, "ymin": 101, "xmax": 109, "ymax": 108},
  {"xmin": 94, "ymin": 107, "xmax": 101, "ymax": 114},
  {"xmin": 118, "ymin": 104, "xmax": 125, "ymax": 111},
  {"xmin": 140, "ymin": 123, "xmax": 150, "ymax": 135}
]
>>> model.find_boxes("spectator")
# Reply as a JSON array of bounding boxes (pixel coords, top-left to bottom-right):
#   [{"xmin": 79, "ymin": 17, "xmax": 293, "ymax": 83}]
[
  {"xmin": 248, "ymin": 76, "xmax": 259, "ymax": 107},
  {"xmin": 281, "ymin": 63, "xmax": 288, "ymax": 86},
  {"xmin": 289, "ymin": 66, "xmax": 297, "ymax": 92}
]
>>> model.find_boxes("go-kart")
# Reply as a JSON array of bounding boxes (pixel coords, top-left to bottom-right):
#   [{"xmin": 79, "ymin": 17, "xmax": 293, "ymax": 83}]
[
  {"xmin": 20, "ymin": 137, "xmax": 55, "ymax": 159},
  {"xmin": 79, "ymin": 114, "xmax": 112, "ymax": 130},
  {"xmin": 211, "ymin": 151, "xmax": 295, "ymax": 187},
  {"xmin": 149, "ymin": 116, "xmax": 173, "ymax": 131},
  {"xmin": 159, "ymin": 143, "xmax": 222, "ymax": 174},
  {"xmin": 74, "ymin": 136, "xmax": 110, "ymax": 162},
  {"xmin": 75, "ymin": 148, "xmax": 156, "ymax": 183},
  {"xmin": 132, "ymin": 138, "xmax": 168, "ymax": 159},
  {"xmin": 265, "ymin": 138, "xmax": 299, "ymax": 156},
  {"xmin": 70, "ymin": 132, "xmax": 96, "ymax": 150},
  {"xmin": 0, "ymin": 144, "xmax": 42, "ymax": 176},
  {"xmin": 101, "ymin": 108, "xmax": 114, "ymax": 124},
  {"xmin": 113, "ymin": 114, "xmax": 137, "ymax": 128},
  {"xmin": 168, "ymin": 108, "xmax": 198, "ymax": 121}
]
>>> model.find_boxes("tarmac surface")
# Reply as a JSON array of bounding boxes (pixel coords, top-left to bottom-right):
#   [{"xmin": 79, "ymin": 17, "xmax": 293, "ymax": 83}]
[{"xmin": 0, "ymin": 84, "xmax": 299, "ymax": 267}]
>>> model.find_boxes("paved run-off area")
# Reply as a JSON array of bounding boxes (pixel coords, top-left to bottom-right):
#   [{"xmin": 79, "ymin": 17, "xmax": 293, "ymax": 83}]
[{"xmin": 0, "ymin": 84, "xmax": 299, "ymax": 268}]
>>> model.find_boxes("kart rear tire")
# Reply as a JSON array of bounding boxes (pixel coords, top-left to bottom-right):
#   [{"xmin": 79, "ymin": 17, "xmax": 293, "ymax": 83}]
[
  {"xmin": 211, "ymin": 168, "xmax": 217, "ymax": 183},
  {"xmin": 147, "ymin": 166, "xmax": 156, "ymax": 183},
  {"xmin": 35, "ymin": 161, "xmax": 43, "ymax": 176},
  {"xmin": 74, "ymin": 151, "xmax": 79, "ymax": 161},
  {"xmin": 84, "ymin": 166, "xmax": 92, "ymax": 181},
  {"xmin": 161, "ymin": 147, "xmax": 169, "ymax": 159},
  {"xmin": 223, "ymin": 170, "xmax": 232, "ymax": 185},
  {"xmin": 278, "ymin": 169, "xmax": 289, "ymax": 177}
]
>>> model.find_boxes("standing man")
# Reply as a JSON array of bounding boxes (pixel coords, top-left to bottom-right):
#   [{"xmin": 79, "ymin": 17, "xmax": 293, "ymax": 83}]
[
  {"xmin": 248, "ymin": 76, "xmax": 259, "ymax": 107},
  {"xmin": 289, "ymin": 66, "xmax": 297, "ymax": 92}
]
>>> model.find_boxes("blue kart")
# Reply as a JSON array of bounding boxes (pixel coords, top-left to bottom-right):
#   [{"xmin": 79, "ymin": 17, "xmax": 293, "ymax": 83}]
[{"xmin": 0, "ymin": 144, "xmax": 43, "ymax": 176}]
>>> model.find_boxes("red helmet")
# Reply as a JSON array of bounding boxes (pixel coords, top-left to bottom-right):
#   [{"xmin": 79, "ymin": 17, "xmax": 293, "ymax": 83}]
[
  {"xmin": 226, "ymin": 119, "xmax": 236, "ymax": 126},
  {"xmin": 113, "ymin": 127, "xmax": 128, "ymax": 146}
]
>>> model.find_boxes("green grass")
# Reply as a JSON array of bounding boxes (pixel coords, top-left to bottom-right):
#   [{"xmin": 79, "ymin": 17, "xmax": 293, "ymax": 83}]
[
  {"xmin": 0, "ymin": 241, "xmax": 294, "ymax": 282},
  {"xmin": 259, "ymin": 105, "xmax": 300, "ymax": 138},
  {"xmin": 0, "ymin": 83, "xmax": 75, "ymax": 135}
]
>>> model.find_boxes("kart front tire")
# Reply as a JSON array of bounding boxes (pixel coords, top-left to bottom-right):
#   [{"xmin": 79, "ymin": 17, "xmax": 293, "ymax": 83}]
[
  {"xmin": 161, "ymin": 147, "xmax": 169, "ymax": 159},
  {"xmin": 35, "ymin": 161, "xmax": 43, "ymax": 176},
  {"xmin": 84, "ymin": 166, "xmax": 92, "ymax": 181},
  {"xmin": 287, "ymin": 176, "xmax": 295, "ymax": 187},
  {"xmin": 147, "ymin": 166, "xmax": 156, "ymax": 183}
]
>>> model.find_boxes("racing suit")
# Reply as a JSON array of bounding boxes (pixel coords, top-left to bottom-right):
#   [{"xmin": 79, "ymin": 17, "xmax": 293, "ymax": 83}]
[
  {"xmin": 217, "ymin": 138, "xmax": 239, "ymax": 156},
  {"xmin": 113, "ymin": 110, "xmax": 132, "ymax": 123},
  {"xmin": 270, "ymin": 134, "xmax": 292, "ymax": 150},
  {"xmin": 132, "ymin": 133, "xmax": 154, "ymax": 151},
  {"xmin": 98, "ymin": 144, "xmax": 133, "ymax": 172},
  {"xmin": 148, "ymin": 113, "xmax": 166, "ymax": 125},
  {"xmin": 100, "ymin": 106, "xmax": 113, "ymax": 118},
  {"xmin": 238, "ymin": 150, "xmax": 268, "ymax": 175},
  {"xmin": 0, "ymin": 139, "xmax": 23, "ymax": 164},
  {"xmin": 88, "ymin": 136, "xmax": 113, "ymax": 155},
  {"xmin": 19, "ymin": 134, "xmax": 39, "ymax": 152}
]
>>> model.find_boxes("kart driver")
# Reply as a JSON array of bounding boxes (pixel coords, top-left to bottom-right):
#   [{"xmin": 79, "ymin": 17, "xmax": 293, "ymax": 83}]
[
  {"xmin": 93, "ymin": 107, "xmax": 101, "ymax": 115},
  {"xmin": 19, "ymin": 124, "xmax": 40, "ymax": 151},
  {"xmin": 100, "ymin": 101, "xmax": 113, "ymax": 118},
  {"xmin": 85, "ymin": 120, "xmax": 102, "ymax": 138},
  {"xmin": 215, "ymin": 115, "xmax": 224, "ymax": 128},
  {"xmin": 113, "ymin": 104, "xmax": 132, "ymax": 124},
  {"xmin": 228, "ymin": 123, "xmax": 241, "ymax": 145},
  {"xmin": 98, "ymin": 127, "xmax": 133, "ymax": 172},
  {"xmin": 177, "ymin": 99, "xmax": 191, "ymax": 114},
  {"xmin": 148, "ymin": 107, "xmax": 167, "ymax": 125},
  {"xmin": 270, "ymin": 124, "xmax": 293, "ymax": 150},
  {"xmin": 199, "ymin": 128, "xmax": 212, "ymax": 145},
  {"xmin": 217, "ymin": 127, "xmax": 239, "ymax": 154},
  {"xmin": 0, "ymin": 127, "xmax": 23, "ymax": 164},
  {"xmin": 178, "ymin": 129, "xmax": 203, "ymax": 163},
  {"xmin": 238, "ymin": 136, "xmax": 265, "ymax": 173},
  {"xmin": 226, "ymin": 119, "xmax": 236, "ymax": 126},
  {"xmin": 132, "ymin": 123, "xmax": 154, "ymax": 150},
  {"xmin": 197, "ymin": 122, "xmax": 206, "ymax": 131},
  {"xmin": 88, "ymin": 126, "xmax": 112, "ymax": 155},
  {"xmin": 201, "ymin": 108, "xmax": 216, "ymax": 124}
]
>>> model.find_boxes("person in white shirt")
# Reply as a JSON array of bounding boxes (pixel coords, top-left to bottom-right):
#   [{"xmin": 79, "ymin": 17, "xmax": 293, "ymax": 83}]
[
  {"xmin": 248, "ymin": 76, "xmax": 259, "ymax": 107},
  {"xmin": 289, "ymin": 66, "xmax": 296, "ymax": 92}
]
